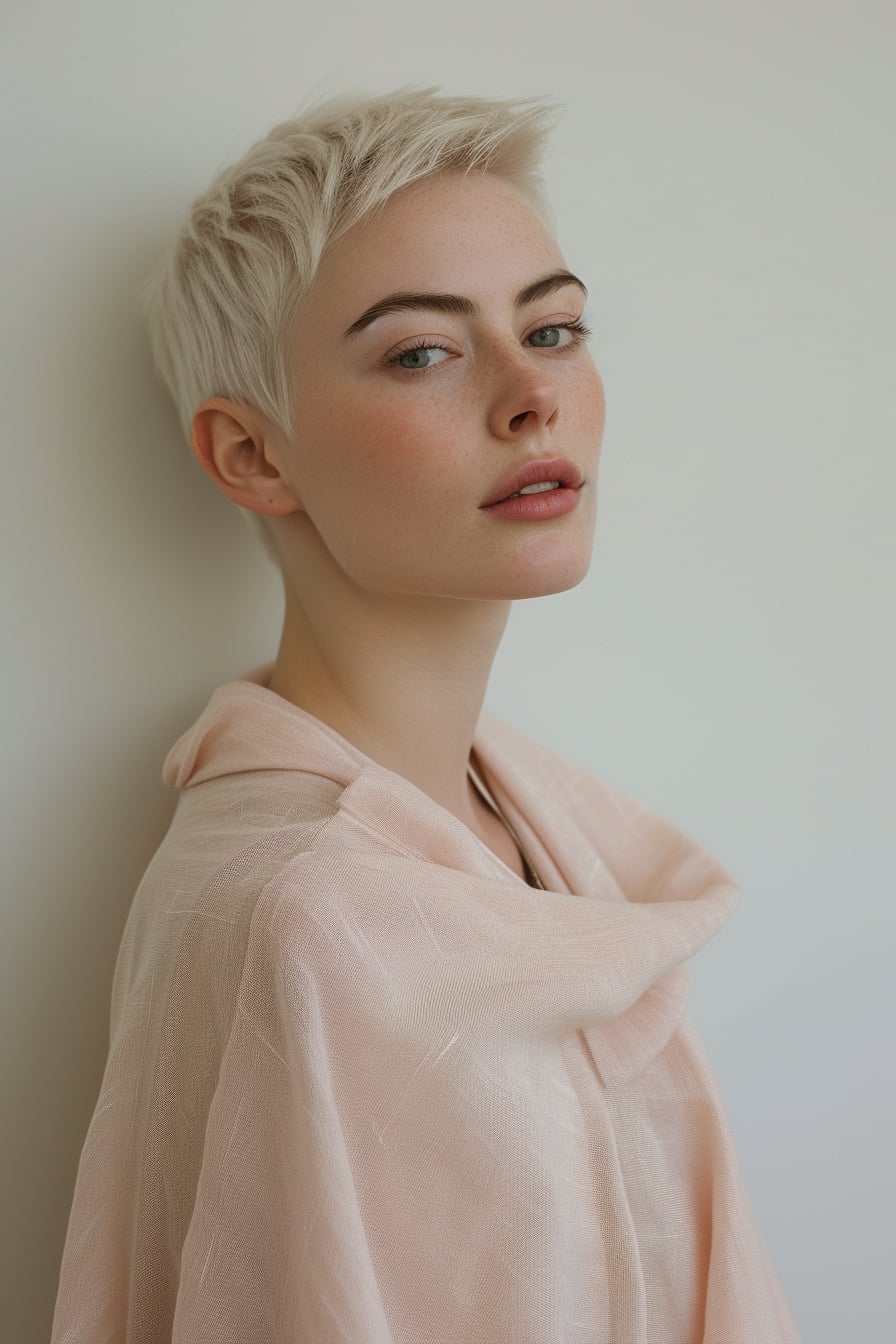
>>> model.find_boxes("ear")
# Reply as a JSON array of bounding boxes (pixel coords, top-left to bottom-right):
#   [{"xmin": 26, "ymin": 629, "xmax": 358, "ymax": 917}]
[{"xmin": 190, "ymin": 397, "xmax": 302, "ymax": 518}]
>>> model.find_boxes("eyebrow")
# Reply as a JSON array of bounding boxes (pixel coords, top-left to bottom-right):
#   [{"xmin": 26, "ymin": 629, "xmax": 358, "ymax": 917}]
[{"xmin": 341, "ymin": 268, "xmax": 588, "ymax": 341}]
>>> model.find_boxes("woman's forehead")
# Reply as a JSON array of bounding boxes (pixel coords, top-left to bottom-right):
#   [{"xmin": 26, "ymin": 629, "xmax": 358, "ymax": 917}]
[
  {"xmin": 305, "ymin": 173, "xmax": 565, "ymax": 323},
  {"xmin": 346, "ymin": 170, "xmax": 553, "ymax": 253}
]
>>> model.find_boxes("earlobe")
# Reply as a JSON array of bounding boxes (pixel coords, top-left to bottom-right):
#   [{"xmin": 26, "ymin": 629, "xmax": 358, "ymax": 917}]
[{"xmin": 190, "ymin": 398, "xmax": 302, "ymax": 518}]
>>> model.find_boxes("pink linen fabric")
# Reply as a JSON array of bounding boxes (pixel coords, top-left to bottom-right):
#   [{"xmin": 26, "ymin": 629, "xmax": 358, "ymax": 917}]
[{"xmin": 50, "ymin": 664, "xmax": 802, "ymax": 1343}]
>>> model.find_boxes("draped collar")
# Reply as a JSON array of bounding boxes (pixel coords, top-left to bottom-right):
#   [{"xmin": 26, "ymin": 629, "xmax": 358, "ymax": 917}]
[{"xmin": 162, "ymin": 662, "xmax": 740, "ymax": 1088}]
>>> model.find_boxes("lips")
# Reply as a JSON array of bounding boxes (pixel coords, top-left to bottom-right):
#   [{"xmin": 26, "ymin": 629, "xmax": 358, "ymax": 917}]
[{"xmin": 481, "ymin": 456, "xmax": 584, "ymax": 508}]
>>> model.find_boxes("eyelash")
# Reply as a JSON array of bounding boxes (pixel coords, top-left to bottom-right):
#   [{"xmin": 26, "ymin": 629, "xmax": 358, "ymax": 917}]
[{"xmin": 385, "ymin": 319, "xmax": 594, "ymax": 374}]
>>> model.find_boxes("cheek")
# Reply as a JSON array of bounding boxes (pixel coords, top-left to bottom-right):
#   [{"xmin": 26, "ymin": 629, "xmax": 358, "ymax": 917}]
[
  {"xmin": 330, "ymin": 387, "xmax": 452, "ymax": 494},
  {"xmin": 577, "ymin": 363, "xmax": 606, "ymax": 434}
]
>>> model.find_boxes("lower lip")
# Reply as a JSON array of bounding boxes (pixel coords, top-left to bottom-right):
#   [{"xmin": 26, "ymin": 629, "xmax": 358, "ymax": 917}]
[{"xmin": 481, "ymin": 484, "xmax": 583, "ymax": 521}]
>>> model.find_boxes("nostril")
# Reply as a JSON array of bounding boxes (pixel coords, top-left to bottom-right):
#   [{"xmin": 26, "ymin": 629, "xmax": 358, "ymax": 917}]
[{"xmin": 509, "ymin": 411, "xmax": 529, "ymax": 431}]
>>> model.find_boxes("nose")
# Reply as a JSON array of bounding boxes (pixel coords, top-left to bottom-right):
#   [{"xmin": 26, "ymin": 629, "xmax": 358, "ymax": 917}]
[{"xmin": 486, "ymin": 347, "xmax": 560, "ymax": 441}]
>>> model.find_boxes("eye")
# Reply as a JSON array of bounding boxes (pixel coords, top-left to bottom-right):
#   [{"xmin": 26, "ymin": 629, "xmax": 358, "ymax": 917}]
[
  {"xmin": 387, "ymin": 341, "xmax": 452, "ymax": 372},
  {"xmin": 528, "ymin": 319, "xmax": 592, "ymax": 349}
]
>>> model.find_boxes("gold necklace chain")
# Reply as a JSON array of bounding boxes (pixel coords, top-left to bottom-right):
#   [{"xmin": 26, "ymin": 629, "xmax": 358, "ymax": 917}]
[
  {"xmin": 496, "ymin": 808, "xmax": 546, "ymax": 890},
  {"xmin": 468, "ymin": 753, "xmax": 546, "ymax": 890}
]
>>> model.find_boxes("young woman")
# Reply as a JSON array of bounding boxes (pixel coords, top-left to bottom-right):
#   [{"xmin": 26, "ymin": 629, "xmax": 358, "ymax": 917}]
[{"xmin": 50, "ymin": 87, "xmax": 802, "ymax": 1342}]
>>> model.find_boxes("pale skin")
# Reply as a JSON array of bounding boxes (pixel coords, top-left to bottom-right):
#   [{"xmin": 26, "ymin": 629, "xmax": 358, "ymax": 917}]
[{"xmin": 190, "ymin": 169, "xmax": 606, "ymax": 879}]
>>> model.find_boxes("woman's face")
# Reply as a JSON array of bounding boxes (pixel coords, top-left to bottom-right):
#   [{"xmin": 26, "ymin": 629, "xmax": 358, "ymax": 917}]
[{"xmin": 273, "ymin": 168, "xmax": 606, "ymax": 600}]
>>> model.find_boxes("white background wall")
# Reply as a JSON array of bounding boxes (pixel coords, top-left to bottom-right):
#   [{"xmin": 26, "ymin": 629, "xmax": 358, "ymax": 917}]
[{"xmin": 4, "ymin": 1, "xmax": 893, "ymax": 1338}]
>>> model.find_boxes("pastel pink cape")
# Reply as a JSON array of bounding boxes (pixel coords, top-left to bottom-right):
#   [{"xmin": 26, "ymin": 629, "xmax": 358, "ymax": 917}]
[{"xmin": 50, "ymin": 664, "xmax": 801, "ymax": 1343}]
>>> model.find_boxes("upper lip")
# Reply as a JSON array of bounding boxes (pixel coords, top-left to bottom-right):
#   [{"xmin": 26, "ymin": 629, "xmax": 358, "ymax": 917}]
[{"xmin": 481, "ymin": 456, "xmax": 584, "ymax": 507}]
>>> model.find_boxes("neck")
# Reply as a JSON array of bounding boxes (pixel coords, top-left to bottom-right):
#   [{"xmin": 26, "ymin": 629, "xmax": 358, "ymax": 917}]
[{"xmin": 267, "ymin": 568, "xmax": 512, "ymax": 830}]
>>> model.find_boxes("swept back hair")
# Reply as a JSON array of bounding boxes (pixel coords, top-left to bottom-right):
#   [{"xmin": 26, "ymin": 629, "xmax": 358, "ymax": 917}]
[{"xmin": 137, "ymin": 84, "xmax": 565, "ymax": 566}]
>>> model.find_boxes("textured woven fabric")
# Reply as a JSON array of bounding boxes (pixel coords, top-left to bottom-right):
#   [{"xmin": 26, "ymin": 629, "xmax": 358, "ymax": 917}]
[{"xmin": 50, "ymin": 663, "xmax": 801, "ymax": 1343}]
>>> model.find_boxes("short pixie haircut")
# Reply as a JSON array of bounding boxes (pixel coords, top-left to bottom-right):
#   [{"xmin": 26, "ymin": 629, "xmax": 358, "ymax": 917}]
[{"xmin": 138, "ymin": 85, "xmax": 564, "ymax": 566}]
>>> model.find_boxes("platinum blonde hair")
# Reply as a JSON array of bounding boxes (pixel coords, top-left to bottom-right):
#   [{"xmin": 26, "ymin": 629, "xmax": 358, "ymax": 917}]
[{"xmin": 137, "ymin": 85, "xmax": 565, "ymax": 567}]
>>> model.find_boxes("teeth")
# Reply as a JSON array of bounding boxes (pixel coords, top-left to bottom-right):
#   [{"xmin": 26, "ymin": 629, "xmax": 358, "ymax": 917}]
[{"xmin": 510, "ymin": 480, "xmax": 561, "ymax": 498}]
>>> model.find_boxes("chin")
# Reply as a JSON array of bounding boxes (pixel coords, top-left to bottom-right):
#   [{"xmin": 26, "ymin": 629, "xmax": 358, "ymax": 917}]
[
  {"xmin": 515, "ymin": 533, "xmax": 596, "ymax": 593},
  {"xmin": 526, "ymin": 566, "xmax": 592, "ymax": 598},
  {"xmin": 483, "ymin": 551, "xmax": 595, "ymax": 600}
]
